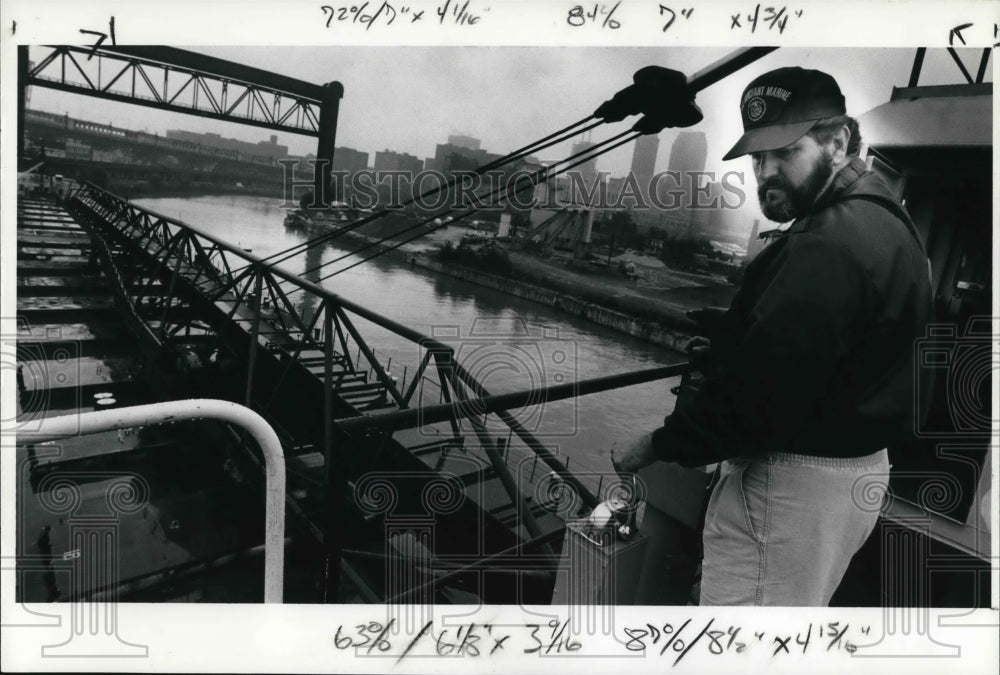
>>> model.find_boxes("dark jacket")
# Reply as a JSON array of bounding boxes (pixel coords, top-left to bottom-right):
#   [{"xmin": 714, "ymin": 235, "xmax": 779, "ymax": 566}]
[{"xmin": 651, "ymin": 157, "xmax": 933, "ymax": 467}]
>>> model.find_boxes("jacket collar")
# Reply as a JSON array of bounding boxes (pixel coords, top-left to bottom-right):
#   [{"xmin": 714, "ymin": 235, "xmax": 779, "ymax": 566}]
[
  {"xmin": 781, "ymin": 156, "xmax": 868, "ymax": 235},
  {"xmin": 757, "ymin": 157, "xmax": 871, "ymax": 242},
  {"xmin": 811, "ymin": 156, "xmax": 869, "ymax": 212}
]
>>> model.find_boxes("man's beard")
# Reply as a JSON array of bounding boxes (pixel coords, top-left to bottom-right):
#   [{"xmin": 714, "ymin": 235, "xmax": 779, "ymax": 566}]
[{"xmin": 757, "ymin": 150, "xmax": 834, "ymax": 223}]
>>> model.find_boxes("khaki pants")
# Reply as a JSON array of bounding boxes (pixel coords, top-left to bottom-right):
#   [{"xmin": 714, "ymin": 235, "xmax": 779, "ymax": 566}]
[{"xmin": 699, "ymin": 449, "xmax": 889, "ymax": 606}]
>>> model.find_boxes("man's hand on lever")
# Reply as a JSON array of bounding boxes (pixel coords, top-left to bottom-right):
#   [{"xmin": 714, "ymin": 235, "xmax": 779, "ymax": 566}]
[{"xmin": 611, "ymin": 432, "xmax": 658, "ymax": 476}]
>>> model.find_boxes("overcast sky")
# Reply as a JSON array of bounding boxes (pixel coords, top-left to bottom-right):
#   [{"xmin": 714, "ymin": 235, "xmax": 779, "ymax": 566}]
[{"xmin": 26, "ymin": 46, "xmax": 987, "ymax": 177}]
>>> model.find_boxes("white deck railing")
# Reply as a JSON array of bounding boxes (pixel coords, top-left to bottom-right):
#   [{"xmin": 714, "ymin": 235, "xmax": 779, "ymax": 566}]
[{"xmin": 26, "ymin": 399, "xmax": 286, "ymax": 603}]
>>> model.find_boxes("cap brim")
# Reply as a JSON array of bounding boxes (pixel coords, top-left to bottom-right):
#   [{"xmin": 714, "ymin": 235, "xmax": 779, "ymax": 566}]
[{"xmin": 722, "ymin": 120, "xmax": 819, "ymax": 160}]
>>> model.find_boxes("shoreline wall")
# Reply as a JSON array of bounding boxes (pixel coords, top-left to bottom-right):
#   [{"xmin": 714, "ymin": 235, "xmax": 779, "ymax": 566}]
[
  {"xmin": 306, "ymin": 224, "xmax": 694, "ymax": 352},
  {"xmin": 409, "ymin": 254, "xmax": 693, "ymax": 352}
]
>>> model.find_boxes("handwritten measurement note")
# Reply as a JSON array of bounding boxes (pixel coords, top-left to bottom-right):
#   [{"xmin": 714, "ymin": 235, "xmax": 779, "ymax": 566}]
[
  {"xmin": 321, "ymin": 0, "xmax": 485, "ymax": 31},
  {"xmin": 730, "ymin": 4, "xmax": 803, "ymax": 34},
  {"xmin": 565, "ymin": 4, "xmax": 803, "ymax": 36},
  {"xmin": 658, "ymin": 5, "xmax": 694, "ymax": 32},
  {"xmin": 311, "ymin": 3, "xmax": 1000, "ymax": 41},
  {"xmin": 335, "ymin": 619, "xmax": 581, "ymax": 660},
  {"xmin": 332, "ymin": 617, "xmax": 875, "ymax": 662},
  {"xmin": 566, "ymin": 2, "xmax": 622, "ymax": 29},
  {"xmin": 622, "ymin": 619, "xmax": 871, "ymax": 662}
]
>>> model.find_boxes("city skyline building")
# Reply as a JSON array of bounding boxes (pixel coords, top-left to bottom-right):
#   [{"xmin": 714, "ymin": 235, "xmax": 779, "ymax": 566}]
[
  {"xmin": 630, "ymin": 134, "xmax": 659, "ymax": 181},
  {"xmin": 331, "ymin": 146, "xmax": 369, "ymax": 173},
  {"xmin": 447, "ymin": 134, "xmax": 481, "ymax": 151},
  {"xmin": 327, "ymin": 146, "xmax": 370, "ymax": 201},
  {"xmin": 666, "ymin": 130, "xmax": 708, "ymax": 232},
  {"xmin": 629, "ymin": 134, "xmax": 660, "ymax": 206},
  {"xmin": 373, "ymin": 148, "xmax": 423, "ymax": 174},
  {"xmin": 165, "ymin": 129, "xmax": 288, "ymax": 161},
  {"xmin": 568, "ymin": 139, "xmax": 599, "ymax": 204},
  {"xmin": 666, "ymin": 130, "xmax": 708, "ymax": 174}
]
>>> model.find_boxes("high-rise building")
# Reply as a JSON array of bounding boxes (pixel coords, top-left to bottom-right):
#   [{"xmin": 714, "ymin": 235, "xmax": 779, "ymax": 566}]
[
  {"xmin": 165, "ymin": 129, "xmax": 289, "ymax": 161},
  {"xmin": 283, "ymin": 147, "xmax": 368, "ymax": 202},
  {"xmin": 330, "ymin": 147, "xmax": 369, "ymax": 202},
  {"xmin": 373, "ymin": 149, "xmax": 423, "ymax": 174},
  {"xmin": 566, "ymin": 140, "xmax": 599, "ymax": 204},
  {"xmin": 666, "ymin": 131, "xmax": 708, "ymax": 230},
  {"xmin": 447, "ymin": 134, "xmax": 481, "ymax": 151},
  {"xmin": 331, "ymin": 146, "xmax": 369, "ymax": 173},
  {"xmin": 430, "ymin": 142, "xmax": 492, "ymax": 174},
  {"xmin": 630, "ymin": 134, "xmax": 659, "ymax": 194},
  {"xmin": 667, "ymin": 131, "xmax": 707, "ymax": 174},
  {"xmin": 570, "ymin": 140, "xmax": 598, "ymax": 181}
]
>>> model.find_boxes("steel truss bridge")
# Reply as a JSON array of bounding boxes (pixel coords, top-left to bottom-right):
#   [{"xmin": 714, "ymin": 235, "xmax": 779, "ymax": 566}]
[{"xmin": 19, "ymin": 45, "xmax": 342, "ymax": 201}]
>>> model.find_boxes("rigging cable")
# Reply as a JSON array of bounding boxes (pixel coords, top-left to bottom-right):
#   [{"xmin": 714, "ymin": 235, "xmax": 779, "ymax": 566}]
[
  {"xmin": 198, "ymin": 116, "xmax": 604, "ymax": 299},
  {"xmin": 205, "ymin": 48, "xmax": 780, "ymax": 296},
  {"xmin": 278, "ymin": 128, "xmax": 640, "ymax": 289},
  {"xmin": 246, "ymin": 115, "xmax": 601, "ymax": 270},
  {"xmin": 196, "ymin": 116, "xmax": 600, "ymax": 300},
  {"xmin": 290, "ymin": 128, "xmax": 635, "ymax": 280},
  {"xmin": 290, "ymin": 129, "xmax": 642, "ymax": 289}
]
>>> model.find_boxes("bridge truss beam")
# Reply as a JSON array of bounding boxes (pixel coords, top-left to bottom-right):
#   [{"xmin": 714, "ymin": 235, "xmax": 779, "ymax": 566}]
[
  {"xmin": 65, "ymin": 181, "xmax": 689, "ymax": 602},
  {"xmin": 26, "ymin": 45, "xmax": 341, "ymax": 138}
]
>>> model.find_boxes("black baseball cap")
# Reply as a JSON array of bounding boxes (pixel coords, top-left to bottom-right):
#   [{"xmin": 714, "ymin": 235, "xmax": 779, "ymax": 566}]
[{"xmin": 723, "ymin": 67, "xmax": 846, "ymax": 160}]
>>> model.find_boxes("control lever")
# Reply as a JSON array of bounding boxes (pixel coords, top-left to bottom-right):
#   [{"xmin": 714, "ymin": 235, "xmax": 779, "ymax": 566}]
[
  {"xmin": 614, "ymin": 473, "xmax": 641, "ymax": 541},
  {"xmin": 579, "ymin": 472, "xmax": 642, "ymax": 545},
  {"xmin": 579, "ymin": 497, "xmax": 628, "ymax": 546}
]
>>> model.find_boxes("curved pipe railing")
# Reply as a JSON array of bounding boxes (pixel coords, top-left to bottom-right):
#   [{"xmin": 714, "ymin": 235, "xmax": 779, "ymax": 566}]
[{"xmin": 27, "ymin": 399, "xmax": 286, "ymax": 603}]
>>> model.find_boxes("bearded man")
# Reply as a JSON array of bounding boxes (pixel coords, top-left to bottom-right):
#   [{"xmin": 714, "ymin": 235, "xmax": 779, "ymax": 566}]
[{"xmin": 613, "ymin": 67, "xmax": 933, "ymax": 606}]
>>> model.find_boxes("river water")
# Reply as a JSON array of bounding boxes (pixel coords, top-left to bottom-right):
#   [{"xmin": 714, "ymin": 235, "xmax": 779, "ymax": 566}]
[{"xmin": 136, "ymin": 194, "xmax": 686, "ymax": 482}]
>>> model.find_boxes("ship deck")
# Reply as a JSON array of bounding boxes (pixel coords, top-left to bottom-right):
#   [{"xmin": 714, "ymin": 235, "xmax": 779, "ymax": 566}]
[{"xmin": 14, "ymin": 194, "xmax": 569, "ymax": 604}]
